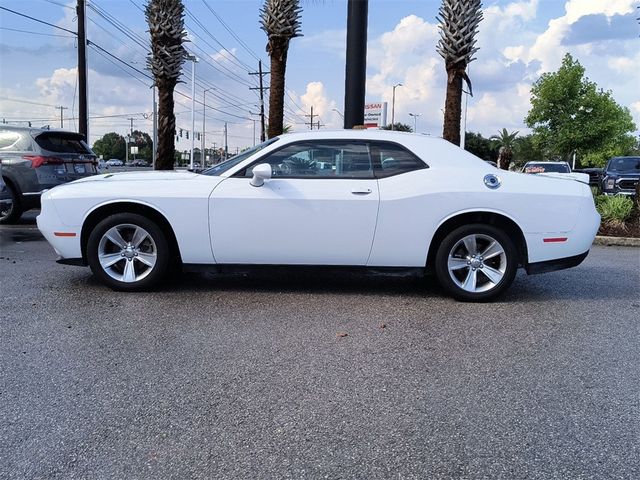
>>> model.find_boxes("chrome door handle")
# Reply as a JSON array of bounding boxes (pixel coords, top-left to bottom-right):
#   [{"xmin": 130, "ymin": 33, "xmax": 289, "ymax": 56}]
[{"xmin": 351, "ymin": 188, "xmax": 372, "ymax": 195}]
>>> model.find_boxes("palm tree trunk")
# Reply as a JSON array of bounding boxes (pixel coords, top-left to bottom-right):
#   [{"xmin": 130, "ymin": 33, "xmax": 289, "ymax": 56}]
[
  {"xmin": 267, "ymin": 37, "xmax": 288, "ymax": 138},
  {"xmin": 155, "ymin": 80, "xmax": 177, "ymax": 170},
  {"xmin": 442, "ymin": 61, "xmax": 465, "ymax": 146}
]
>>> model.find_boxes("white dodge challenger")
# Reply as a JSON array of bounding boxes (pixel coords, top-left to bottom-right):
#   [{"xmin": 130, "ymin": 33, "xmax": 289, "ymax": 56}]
[{"xmin": 37, "ymin": 130, "xmax": 600, "ymax": 301}]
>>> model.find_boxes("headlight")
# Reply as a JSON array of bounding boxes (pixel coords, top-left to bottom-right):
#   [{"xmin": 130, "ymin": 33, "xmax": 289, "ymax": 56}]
[{"xmin": 605, "ymin": 177, "xmax": 616, "ymax": 189}]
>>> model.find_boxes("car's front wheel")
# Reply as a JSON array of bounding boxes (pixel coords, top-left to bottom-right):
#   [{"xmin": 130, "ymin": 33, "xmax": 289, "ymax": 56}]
[
  {"xmin": 87, "ymin": 213, "xmax": 169, "ymax": 291},
  {"xmin": 434, "ymin": 224, "xmax": 518, "ymax": 302}
]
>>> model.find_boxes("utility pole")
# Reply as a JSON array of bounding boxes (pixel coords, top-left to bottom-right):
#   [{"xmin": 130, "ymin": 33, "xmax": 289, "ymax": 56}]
[
  {"xmin": 305, "ymin": 106, "xmax": 315, "ymax": 130},
  {"xmin": 249, "ymin": 60, "xmax": 269, "ymax": 142},
  {"xmin": 56, "ymin": 106, "xmax": 68, "ymax": 128},
  {"xmin": 77, "ymin": 0, "xmax": 88, "ymax": 140},
  {"xmin": 343, "ymin": 0, "xmax": 368, "ymax": 129},
  {"xmin": 223, "ymin": 122, "xmax": 228, "ymax": 160}
]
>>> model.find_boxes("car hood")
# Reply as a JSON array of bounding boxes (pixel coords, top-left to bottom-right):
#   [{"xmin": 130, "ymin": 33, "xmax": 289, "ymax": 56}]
[
  {"xmin": 605, "ymin": 171, "xmax": 640, "ymax": 177},
  {"xmin": 71, "ymin": 170, "xmax": 200, "ymax": 184}
]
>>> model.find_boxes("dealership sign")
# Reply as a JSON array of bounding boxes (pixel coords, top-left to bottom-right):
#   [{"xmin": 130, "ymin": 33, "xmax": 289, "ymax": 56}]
[{"xmin": 363, "ymin": 102, "xmax": 388, "ymax": 128}]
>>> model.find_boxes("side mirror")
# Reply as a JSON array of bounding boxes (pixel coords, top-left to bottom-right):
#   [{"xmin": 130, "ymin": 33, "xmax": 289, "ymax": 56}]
[{"xmin": 250, "ymin": 163, "xmax": 272, "ymax": 187}]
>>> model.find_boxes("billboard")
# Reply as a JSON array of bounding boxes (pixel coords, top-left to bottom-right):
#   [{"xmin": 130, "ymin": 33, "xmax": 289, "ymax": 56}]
[{"xmin": 363, "ymin": 102, "xmax": 388, "ymax": 128}]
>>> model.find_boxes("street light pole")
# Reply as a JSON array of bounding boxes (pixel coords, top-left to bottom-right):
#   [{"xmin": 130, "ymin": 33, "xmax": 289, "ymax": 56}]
[
  {"xmin": 187, "ymin": 54, "xmax": 198, "ymax": 170},
  {"xmin": 202, "ymin": 88, "xmax": 212, "ymax": 166},
  {"xmin": 391, "ymin": 83, "xmax": 402, "ymax": 131},
  {"xmin": 409, "ymin": 112, "xmax": 422, "ymax": 133}
]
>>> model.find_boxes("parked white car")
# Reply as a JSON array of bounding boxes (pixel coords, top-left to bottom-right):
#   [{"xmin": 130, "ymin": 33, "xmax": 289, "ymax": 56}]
[
  {"xmin": 37, "ymin": 131, "xmax": 600, "ymax": 301},
  {"xmin": 106, "ymin": 159, "xmax": 123, "ymax": 167},
  {"xmin": 522, "ymin": 161, "xmax": 590, "ymax": 184}
]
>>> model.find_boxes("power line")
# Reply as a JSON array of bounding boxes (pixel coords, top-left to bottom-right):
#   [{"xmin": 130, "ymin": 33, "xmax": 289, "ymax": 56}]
[
  {"xmin": 40, "ymin": 0, "xmax": 74, "ymax": 9},
  {"xmin": 0, "ymin": 6, "xmax": 77, "ymax": 35},
  {"xmin": 200, "ymin": 0, "xmax": 264, "ymax": 64},
  {"xmin": 183, "ymin": 7, "xmax": 254, "ymax": 72},
  {"xmin": 0, "ymin": 26, "xmax": 74, "ymax": 38},
  {"xmin": 0, "ymin": 96, "xmax": 60, "ymax": 108}
]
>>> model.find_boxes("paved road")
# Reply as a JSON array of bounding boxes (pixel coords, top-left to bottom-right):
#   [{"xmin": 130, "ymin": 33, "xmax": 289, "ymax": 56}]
[{"xmin": 1, "ymin": 215, "xmax": 639, "ymax": 479}]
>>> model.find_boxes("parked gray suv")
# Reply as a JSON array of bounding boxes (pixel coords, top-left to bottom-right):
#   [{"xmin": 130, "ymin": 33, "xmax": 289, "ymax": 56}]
[{"xmin": 0, "ymin": 126, "xmax": 98, "ymax": 224}]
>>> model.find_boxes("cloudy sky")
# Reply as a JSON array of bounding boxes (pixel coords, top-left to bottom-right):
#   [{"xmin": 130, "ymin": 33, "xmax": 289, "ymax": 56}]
[{"xmin": 0, "ymin": 0, "xmax": 638, "ymax": 152}]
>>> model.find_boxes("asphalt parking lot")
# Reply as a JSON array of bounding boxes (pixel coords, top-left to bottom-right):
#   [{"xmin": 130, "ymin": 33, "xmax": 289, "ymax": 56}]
[{"xmin": 1, "ymin": 212, "xmax": 639, "ymax": 479}]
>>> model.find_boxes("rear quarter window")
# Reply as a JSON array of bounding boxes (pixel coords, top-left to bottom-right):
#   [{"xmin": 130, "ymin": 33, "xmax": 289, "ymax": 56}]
[
  {"xmin": 35, "ymin": 133, "xmax": 92, "ymax": 154},
  {"xmin": 0, "ymin": 130, "xmax": 33, "ymax": 151}
]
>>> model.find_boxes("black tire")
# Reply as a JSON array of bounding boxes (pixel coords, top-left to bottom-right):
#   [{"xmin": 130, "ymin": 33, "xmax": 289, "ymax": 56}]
[
  {"xmin": 434, "ymin": 223, "xmax": 518, "ymax": 302},
  {"xmin": 0, "ymin": 182, "xmax": 23, "ymax": 225},
  {"xmin": 86, "ymin": 213, "xmax": 170, "ymax": 291}
]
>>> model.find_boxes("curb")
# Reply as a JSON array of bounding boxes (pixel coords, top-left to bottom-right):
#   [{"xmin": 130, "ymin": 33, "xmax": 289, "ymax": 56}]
[{"xmin": 593, "ymin": 236, "xmax": 640, "ymax": 247}]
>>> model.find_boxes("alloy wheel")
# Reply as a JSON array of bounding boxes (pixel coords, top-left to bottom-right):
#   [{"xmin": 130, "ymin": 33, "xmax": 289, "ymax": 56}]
[
  {"xmin": 447, "ymin": 234, "xmax": 507, "ymax": 293},
  {"xmin": 97, "ymin": 223, "xmax": 157, "ymax": 283}
]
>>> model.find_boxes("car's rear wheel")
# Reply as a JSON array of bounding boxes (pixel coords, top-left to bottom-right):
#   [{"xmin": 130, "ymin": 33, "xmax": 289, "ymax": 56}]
[
  {"xmin": 0, "ymin": 182, "xmax": 22, "ymax": 225},
  {"xmin": 87, "ymin": 213, "xmax": 169, "ymax": 291},
  {"xmin": 434, "ymin": 224, "xmax": 518, "ymax": 302}
]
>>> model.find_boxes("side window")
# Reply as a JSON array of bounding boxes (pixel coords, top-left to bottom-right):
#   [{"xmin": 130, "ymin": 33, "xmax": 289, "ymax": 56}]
[
  {"xmin": 243, "ymin": 141, "xmax": 374, "ymax": 178},
  {"xmin": 0, "ymin": 130, "xmax": 33, "ymax": 151},
  {"xmin": 370, "ymin": 142, "xmax": 427, "ymax": 177}
]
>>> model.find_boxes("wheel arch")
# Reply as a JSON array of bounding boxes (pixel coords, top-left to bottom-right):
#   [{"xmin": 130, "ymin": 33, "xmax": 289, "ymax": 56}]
[
  {"xmin": 426, "ymin": 210, "xmax": 528, "ymax": 270},
  {"xmin": 2, "ymin": 173, "xmax": 22, "ymax": 197},
  {"xmin": 80, "ymin": 201, "xmax": 182, "ymax": 265}
]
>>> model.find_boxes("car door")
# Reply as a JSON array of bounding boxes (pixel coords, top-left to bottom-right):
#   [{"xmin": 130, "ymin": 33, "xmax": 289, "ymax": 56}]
[{"xmin": 209, "ymin": 140, "xmax": 379, "ymax": 265}]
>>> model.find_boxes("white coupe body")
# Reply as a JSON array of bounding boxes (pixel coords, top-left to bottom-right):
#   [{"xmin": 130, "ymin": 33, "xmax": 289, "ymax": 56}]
[{"xmin": 37, "ymin": 130, "xmax": 600, "ymax": 300}]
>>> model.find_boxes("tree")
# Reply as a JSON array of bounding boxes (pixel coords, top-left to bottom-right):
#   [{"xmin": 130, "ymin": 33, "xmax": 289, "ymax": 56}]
[
  {"xmin": 437, "ymin": 0, "xmax": 483, "ymax": 146},
  {"xmin": 490, "ymin": 128, "xmax": 519, "ymax": 170},
  {"xmin": 146, "ymin": 0, "xmax": 187, "ymax": 170},
  {"xmin": 381, "ymin": 122, "xmax": 412, "ymax": 132},
  {"xmin": 92, "ymin": 132, "xmax": 126, "ymax": 160},
  {"xmin": 464, "ymin": 131, "xmax": 498, "ymax": 161},
  {"xmin": 131, "ymin": 130, "xmax": 153, "ymax": 160},
  {"xmin": 512, "ymin": 134, "xmax": 544, "ymax": 170},
  {"xmin": 525, "ymin": 54, "xmax": 636, "ymax": 167},
  {"xmin": 260, "ymin": 0, "xmax": 303, "ymax": 138}
]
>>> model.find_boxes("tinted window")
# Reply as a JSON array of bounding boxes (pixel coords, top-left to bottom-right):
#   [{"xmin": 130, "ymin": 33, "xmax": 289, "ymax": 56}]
[
  {"xmin": 370, "ymin": 141, "xmax": 426, "ymax": 177},
  {"xmin": 607, "ymin": 157, "xmax": 640, "ymax": 173},
  {"xmin": 243, "ymin": 141, "xmax": 374, "ymax": 178},
  {"xmin": 35, "ymin": 133, "xmax": 92, "ymax": 154},
  {"xmin": 0, "ymin": 130, "xmax": 33, "ymax": 151},
  {"xmin": 202, "ymin": 137, "xmax": 279, "ymax": 176}
]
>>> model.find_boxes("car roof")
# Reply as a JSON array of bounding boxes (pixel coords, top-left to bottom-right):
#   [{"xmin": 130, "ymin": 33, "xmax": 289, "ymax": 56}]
[{"xmin": 0, "ymin": 125, "xmax": 82, "ymax": 136}]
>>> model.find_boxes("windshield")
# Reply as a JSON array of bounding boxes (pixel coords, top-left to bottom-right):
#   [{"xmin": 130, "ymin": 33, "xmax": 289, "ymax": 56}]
[
  {"xmin": 201, "ymin": 137, "xmax": 279, "ymax": 176},
  {"xmin": 607, "ymin": 157, "xmax": 640, "ymax": 173},
  {"xmin": 524, "ymin": 163, "xmax": 570, "ymax": 173}
]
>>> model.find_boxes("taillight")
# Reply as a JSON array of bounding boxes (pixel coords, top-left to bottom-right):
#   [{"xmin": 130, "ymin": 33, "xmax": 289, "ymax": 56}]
[{"xmin": 23, "ymin": 155, "xmax": 64, "ymax": 168}]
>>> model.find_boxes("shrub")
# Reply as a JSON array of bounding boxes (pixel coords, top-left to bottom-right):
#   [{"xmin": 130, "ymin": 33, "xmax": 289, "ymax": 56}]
[{"xmin": 596, "ymin": 195, "xmax": 635, "ymax": 226}]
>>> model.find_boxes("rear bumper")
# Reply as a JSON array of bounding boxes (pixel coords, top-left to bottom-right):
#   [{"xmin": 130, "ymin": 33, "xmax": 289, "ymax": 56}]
[{"xmin": 526, "ymin": 250, "xmax": 589, "ymax": 275}]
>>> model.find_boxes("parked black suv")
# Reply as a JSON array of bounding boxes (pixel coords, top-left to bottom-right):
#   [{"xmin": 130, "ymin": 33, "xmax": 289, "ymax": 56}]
[
  {"xmin": 0, "ymin": 126, "xmax": 98, "ymax": 223},
  {"xmin": 601, "ymin": 156, "xmax": 640, "ymax": 196}
]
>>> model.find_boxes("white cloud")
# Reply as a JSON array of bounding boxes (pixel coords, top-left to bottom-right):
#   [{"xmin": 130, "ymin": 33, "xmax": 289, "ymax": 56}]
[
  {"xmin": 467, "ymin": 83, "xmax": 532, "ymax": 134},
  {"xmin": 564, "ymin": 0, "xmax": 637, "ymax": 23},
  {"xmin": 298, "ymin": 82, "xmax": 341, "ymax": 129}
]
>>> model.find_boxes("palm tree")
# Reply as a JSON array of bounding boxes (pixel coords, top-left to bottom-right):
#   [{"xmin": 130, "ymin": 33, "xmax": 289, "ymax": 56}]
[
  {"xmin": 491, "ymin": 128, "xmax": 519, "ymax": 170},
  {"xmin": 146, "ymin": 0, "xmax": 187, "ymax": 170},
  {"xmin": 260, "ymin": 0, "xmax": 303, "ymax": 138},
  {"xmin": 436, "ymin": 0, "xmax": 483, "ymax": 146}
]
